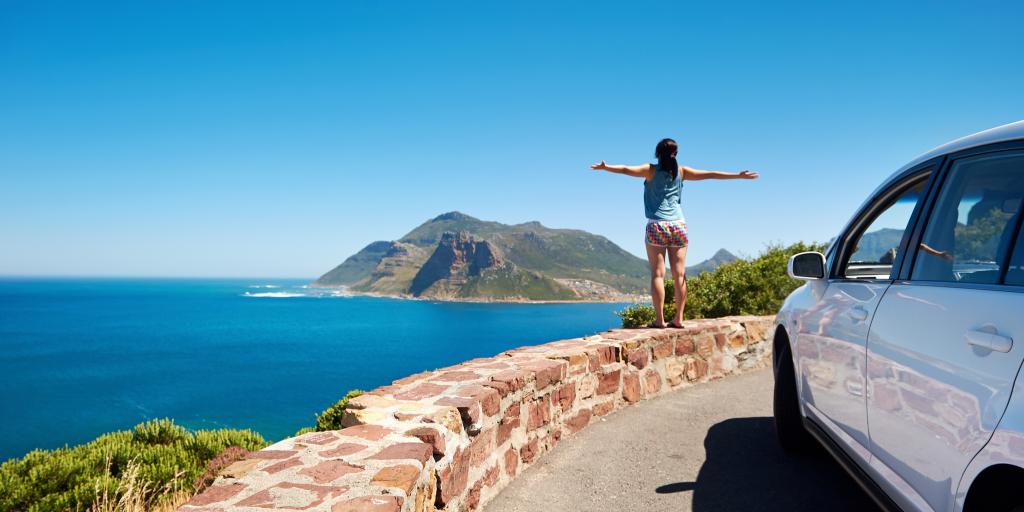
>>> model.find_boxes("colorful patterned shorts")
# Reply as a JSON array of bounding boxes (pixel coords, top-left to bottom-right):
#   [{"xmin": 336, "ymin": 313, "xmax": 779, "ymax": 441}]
[{"xmin": 645, "ymin": 219, "xmax": 689, "ymax": 248}]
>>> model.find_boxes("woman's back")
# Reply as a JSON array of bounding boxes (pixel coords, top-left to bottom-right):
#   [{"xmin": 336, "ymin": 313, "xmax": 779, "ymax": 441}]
[{"xmin": 644, "ymin": 164, "xmax": 684, "ymax": 221}]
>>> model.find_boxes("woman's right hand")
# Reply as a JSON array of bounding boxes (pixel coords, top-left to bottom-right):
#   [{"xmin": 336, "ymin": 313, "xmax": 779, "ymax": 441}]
[{"xmin": 590, "ymin": 161, "xmax": 607, "ymax": 171}]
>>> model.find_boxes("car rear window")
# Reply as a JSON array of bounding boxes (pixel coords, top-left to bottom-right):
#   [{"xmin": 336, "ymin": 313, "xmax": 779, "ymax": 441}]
[{"xmin": 911, "ymin": 152, "xmax": 1024, "ymax": 284}]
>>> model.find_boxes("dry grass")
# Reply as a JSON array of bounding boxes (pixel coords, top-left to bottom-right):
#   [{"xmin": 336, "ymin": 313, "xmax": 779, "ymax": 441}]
[{"xmin": 90, "ymin": 459, "xmax": 194, "ymax": 512}]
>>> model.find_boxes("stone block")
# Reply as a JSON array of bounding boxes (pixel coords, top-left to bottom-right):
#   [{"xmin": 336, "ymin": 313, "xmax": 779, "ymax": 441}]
[
  {"xmin": 577, "ymin": 375, "xmax": 598, "ymax": 399},
  {"xmin": 687, "ymin": 358, "xmax": 708, "ymax": 381},
  {"xmin": 675, "ymin": 338, "xmax": 695, "ymax": 356},
  {"xmin": 395, "ymin": 383, "xmax": 449, "ymax": 401},
  {"xmin": 237, "ymin": 482, "xmax": 347, "ymax": 509},
  {"xmin": 434, "ymin": 396, "xmax": 481, "ymax": 428},
  {"xmin": 504, "ymin": 447, "xmax": 519, "ymax": 476},
  {"xmin": 427, "ymin": 406, "xmax": 463, "ymax": 434},
  {"xmin": 643, "ymin": 368, "xmax": 663, "ymax": 395},
  {"xmin": 456, "ymin": 385, "xmax": 501, "ymax": 417},
  {"xmin": 520, "ymin": 438, "xmax": 540, "ymax": 464},
  {"xmin": 469, "ymin": 427, "xmax": 496, "ymax": 466},
  {"xmin": 526, "ymin": 395, "xmax": 552, "ymax": 431},
  {"xmin": 371, "ymin": 464, "xmax": 421, "ymax": 494},
  {"xmin": 622, "ymin": 372, "xmax": 641, "ymax": 403},
  {"xmin": 368, "ymin": 442, "xmax": 433, "ymax": 467},
  {"xmin": 566, "ymin": 408, "xmax": 592, "ymax": 433},
  {"xmin": 665, "ymin": 360, "xmax": 687, "ymax": 387},
  {"xmin": 652, "ymin": 342, "xmax": 674, "ymax": 359},
  {"xmin": 489, "ymin": 369, "xmax": 528, "ymax": 394},
  {"xmin": 437, "ymin": 448, "xmax": 469, "ymax": 506},
  {"xmin": 627, "ymin": 348, "xmax": 649, "ymax": 370},
  {"xmin": 332, "ymin": 495, "xmax": 403, "ymax": 512},
  {"xmin": 318, "ymin": 443, "xmax": 368, "ymax": 458},
  {"xmin": 593, "ymin": 400, "xmax": 615, "ymax": 417},
  {"xmin": 337, "ymin": 424, "xmax": 392, "ymax": 442},
  {"xmin": 405, "ymin": 426, "xmax": 446, "ymax": 457},
  {"xmin": 697, "ymin": 336, "xmax": 715, "ymax": 358},
  {"xmin": 553, "ymin": 382, "xmax": 576, "ymax": 410},
  {"xmin": 496, "ymin": 403, "xmax": 521, "ymax": 446},
  {"xmin": 597, "ymin": 369, "xmax": 621, "ymax": 395}
]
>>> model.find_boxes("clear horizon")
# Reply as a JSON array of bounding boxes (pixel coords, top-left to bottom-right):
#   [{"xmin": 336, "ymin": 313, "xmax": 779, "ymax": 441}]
[{"xmin": 3, "ymin": 1, "xmax": 1023, "ymax": 277}]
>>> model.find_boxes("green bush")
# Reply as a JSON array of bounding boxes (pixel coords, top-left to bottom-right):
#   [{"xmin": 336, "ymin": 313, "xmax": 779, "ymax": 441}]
[
  {"xmin": 293, "ymin": 426, "xmax": 317, "ymax": 437},
  {"xmin": 314, "ymin": 390, "xmax": 365, "ymax": 431},
  {"xmin": 0, "ymin": 419, "xmax": 267, "ymax": 512},
  {"xmin": 618, "ymin": 242, "xmax": 827, "ymax": 327},
  {"xmin": 617, "ymin": 279, "xmax": 676, "ymax": 328}
]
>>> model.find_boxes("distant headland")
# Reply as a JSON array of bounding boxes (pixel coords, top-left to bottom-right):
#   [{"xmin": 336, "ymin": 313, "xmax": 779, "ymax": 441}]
[{"xmin": 313, "ymin": 212, "xmax": 737, "ymax": 302}]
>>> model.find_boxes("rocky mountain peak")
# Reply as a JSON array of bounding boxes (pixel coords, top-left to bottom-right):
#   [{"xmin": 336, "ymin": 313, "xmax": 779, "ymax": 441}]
[{"xmin": 431, "ymin": 211, "xmax": 475, "ymax": 222}]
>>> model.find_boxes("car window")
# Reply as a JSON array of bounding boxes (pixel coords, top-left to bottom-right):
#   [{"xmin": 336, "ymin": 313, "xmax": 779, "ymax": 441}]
[
  {"xmin": 1007, "ymin": 221, "xmax": 1024, "ymax": 285},
  {"xmin": 911, "ymin": 152, "xmax": 1024, "ymax": 284},
  {"xmin": 841, "ymin": 178, "xmax": 928, "ymax": 279}
]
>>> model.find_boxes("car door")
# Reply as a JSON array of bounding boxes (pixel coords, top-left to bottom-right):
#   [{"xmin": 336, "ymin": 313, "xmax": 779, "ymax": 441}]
[
  {"xmin": 795, "ymin": 168, "xmax": 933, "ymax": 459},
  {"xmin": 866, "ymin": 148, "xmax": 1024, "ymax": 512}
]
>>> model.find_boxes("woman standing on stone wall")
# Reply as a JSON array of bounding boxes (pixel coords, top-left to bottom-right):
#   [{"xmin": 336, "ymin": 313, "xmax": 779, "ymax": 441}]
[{"xmin": 591, "ymin": 138, "xmax": 758, "ymax": 328}]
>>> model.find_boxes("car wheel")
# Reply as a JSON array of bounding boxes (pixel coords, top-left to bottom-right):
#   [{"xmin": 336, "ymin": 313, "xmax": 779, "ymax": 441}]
[{"xmin": 774, "ymin": 343, "xmax": 813, "ymax": 452}]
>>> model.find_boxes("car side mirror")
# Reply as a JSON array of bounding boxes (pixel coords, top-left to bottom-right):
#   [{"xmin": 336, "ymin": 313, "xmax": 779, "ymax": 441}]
[{"xmin": 788, "ymin": 252, "xmax": 827, "ymax": 280}]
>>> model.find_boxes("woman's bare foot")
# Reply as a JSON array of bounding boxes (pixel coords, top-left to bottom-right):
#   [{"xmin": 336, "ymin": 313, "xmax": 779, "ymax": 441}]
[{"xmin": 647, "ymin": 320, "xmax": 667, "ymax": 329}]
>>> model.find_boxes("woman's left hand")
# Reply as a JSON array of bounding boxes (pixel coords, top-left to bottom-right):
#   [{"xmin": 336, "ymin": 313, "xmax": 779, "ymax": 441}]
[
  {"xmin": 590, "ymin": 161, "xmax": 607, "ymax": 171},
  {"xmin": 738, "ymin": 170, "xmax": 759, "ymax": 179}
]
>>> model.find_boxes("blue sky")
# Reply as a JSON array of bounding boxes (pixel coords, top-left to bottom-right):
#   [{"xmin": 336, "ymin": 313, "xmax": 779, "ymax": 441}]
[{"xmin": 2, "ymin": 1, "xmax": 1022, "ymax": 277}]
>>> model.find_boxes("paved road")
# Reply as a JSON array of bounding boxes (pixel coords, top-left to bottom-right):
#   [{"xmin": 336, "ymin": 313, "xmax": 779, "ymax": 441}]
[{"xmin": 485, "ymin": 368, "xmax": 879, "ymax": 512}]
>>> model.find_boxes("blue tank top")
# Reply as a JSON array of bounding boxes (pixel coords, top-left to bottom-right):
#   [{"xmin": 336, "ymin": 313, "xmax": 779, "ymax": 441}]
[{"xmin": 644, "ymin": 163, "xmax": 684, "ymax": 221}]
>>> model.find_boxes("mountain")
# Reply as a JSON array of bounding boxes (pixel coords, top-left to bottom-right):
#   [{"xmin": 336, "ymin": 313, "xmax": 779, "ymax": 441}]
[
  {"xmin": 315, "ymin": 212, "xmax": 649, "ymax": 300},
  {"xmin": 849, "ymin": 228, "xmax": 905, "ymax": 263},
  {"xmin": 686, "ymin": 249, "xmax": 738, "ymax": 275}
]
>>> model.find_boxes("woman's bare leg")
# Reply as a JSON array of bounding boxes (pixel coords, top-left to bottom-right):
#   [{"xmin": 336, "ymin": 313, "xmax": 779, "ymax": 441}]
[
  {"xmin": 646, "ymin": 243, "xmax": 667, "ymax": 326},
  {"xmin": 667, "ymin": 245, "xmax": 688, "ymax": 324}
]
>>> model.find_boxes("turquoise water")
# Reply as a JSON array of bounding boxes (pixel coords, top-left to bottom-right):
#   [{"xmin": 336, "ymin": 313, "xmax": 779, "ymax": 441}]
[{"xmin": 0, "ymin": 278, "xmax": 627, "ymax": 461}]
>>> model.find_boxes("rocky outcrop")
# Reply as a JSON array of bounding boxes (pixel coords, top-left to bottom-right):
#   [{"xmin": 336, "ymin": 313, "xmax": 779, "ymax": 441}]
[
  {"xmin": 409, "ymin": 232, "xmax": 578, "ymax": 300},
  {"xmin": 410, "ymin": 232, "xmax": 504, "ymax": 298},
  {"xmin": 179, "ymin": 315, "xmax": 774, "ymax": 512}
]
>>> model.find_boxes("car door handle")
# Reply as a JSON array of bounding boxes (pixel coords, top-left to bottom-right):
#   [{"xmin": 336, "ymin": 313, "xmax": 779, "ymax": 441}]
[
  {"xmin": 849, "ymin": 306, "xmax": 869, "ymax": 322},
  {"xmin": 965, "ymin": 329, "xmax": 1014, "ymax": 353}
]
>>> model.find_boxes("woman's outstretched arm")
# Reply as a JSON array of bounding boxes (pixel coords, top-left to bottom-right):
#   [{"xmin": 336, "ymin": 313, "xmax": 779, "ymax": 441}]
[
  {"xmin": 590, "ymin": 161, "xmax": 654, "ymax": 179},
  {"xmin": 681, "ymin": 166, "xmax": 759, "ymax": 181}
]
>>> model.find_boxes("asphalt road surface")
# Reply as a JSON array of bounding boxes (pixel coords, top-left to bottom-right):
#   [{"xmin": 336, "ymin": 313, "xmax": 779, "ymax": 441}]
[{"xmin": 485, "ymin": 368, "xmax": 880, "ymax": 512}]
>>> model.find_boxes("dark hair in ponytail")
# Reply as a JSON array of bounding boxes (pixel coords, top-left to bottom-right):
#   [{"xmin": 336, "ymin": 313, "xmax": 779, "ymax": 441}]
[{"xmin": 655, "ymin": 138, "xmax": 679, "ymax": 180}]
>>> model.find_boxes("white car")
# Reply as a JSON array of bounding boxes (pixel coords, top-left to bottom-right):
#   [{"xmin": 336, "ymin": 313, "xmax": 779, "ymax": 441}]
[{"xmin": 774, "ymin": 120, "xmax": 1024, "ymax": 512}]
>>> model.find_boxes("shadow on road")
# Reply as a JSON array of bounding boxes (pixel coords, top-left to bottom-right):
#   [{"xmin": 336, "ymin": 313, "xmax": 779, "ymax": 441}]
[{"xmin": 656, "ymin": 417, "xmax": 881, "ymax": 511}]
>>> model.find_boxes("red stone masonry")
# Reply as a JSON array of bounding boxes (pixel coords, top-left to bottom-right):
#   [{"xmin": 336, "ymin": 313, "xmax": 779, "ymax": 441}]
[{"xmin": 179, "ymin": 315, "xmax": 773, "ymax": 512}]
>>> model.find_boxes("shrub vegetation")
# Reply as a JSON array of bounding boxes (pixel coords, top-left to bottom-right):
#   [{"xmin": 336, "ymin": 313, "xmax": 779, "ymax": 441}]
[
  {"xmin": 313, "ymin": 389, "xmax": 365, "ymax": 431},
  {"xmin": 0, "ymin": 419, "xmax": 267, "ymax": 512},
  {"xmin": 618, "ymin": 242, "xmax": 827, "ymax": 328}
]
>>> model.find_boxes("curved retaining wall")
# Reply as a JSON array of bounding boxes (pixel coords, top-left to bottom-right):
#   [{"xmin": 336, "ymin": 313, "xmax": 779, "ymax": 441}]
[{"xmin": 179, "ymin": 315, "xmax": 774, "ymax": 512}]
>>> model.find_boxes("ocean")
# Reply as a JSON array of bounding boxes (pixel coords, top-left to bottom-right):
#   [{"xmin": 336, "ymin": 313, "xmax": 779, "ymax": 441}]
[{"xmin": 0, "ymin": 278, "xmax": 629, "ymax": 461}]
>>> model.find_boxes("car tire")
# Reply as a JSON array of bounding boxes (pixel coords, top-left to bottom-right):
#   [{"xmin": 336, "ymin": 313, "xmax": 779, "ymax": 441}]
[{"xmin": 774, "ymin": 344, "xmax": 813, "ymax": 452}]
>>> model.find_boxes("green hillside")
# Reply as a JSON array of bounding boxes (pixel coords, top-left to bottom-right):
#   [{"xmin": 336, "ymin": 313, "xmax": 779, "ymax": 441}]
[{"xmin": 314, "ymin": 212, "xmax": 650, "ymax": 299}]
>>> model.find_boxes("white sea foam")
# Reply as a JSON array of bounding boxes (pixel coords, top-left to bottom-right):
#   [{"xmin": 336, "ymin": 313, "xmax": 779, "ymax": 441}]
[
  {"xmin": 243, "ymin": 291, "xmax": 306, "ymax": 298},
  {"xmin": 248, "ymin": 284, "xmax": 281, "ymax": 289}
]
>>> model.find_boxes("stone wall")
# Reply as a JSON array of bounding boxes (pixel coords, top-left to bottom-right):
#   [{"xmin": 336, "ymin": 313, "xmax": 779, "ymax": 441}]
[{"xmin": 179, "ymin": 315, "xmax": 774, "ymax": 512}]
